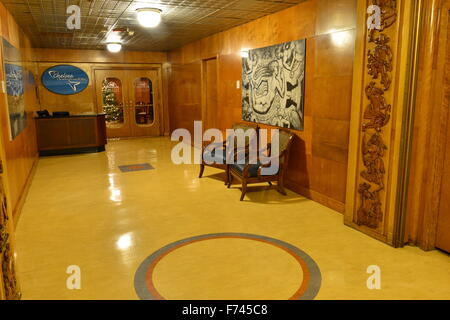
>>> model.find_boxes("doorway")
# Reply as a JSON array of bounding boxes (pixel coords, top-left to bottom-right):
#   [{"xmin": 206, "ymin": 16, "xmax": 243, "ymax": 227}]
[
  {"xmin": 436, "ymin": 122, "xmax": 450, "ymax": 253},
  {"xmin": 202, "ymin": 58, "xmax": 218, "ymax": 131},
  {"xmin": 436, "ymin": 15, "xmax": 450, "ymax": 253},
  {"xmin": 406, "ymin": 3, "xmax": 450, "ymax": 252},
  {"xmin": 95, "ymin": 68, "xmax": 161, "ymax": 138}
]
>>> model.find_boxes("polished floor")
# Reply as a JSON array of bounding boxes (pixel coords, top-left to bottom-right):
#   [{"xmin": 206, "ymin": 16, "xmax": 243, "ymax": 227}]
[{"xmin": 15, "ymin": 138, "xmax": 450, "ymax": 300}]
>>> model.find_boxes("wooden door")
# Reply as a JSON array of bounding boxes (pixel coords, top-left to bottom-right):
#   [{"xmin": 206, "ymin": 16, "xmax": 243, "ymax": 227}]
[
  {"xmin": 127, "ymin": 69, "xmax": 161, "ymax": 137},
  {"xmin": 95, "ymin": 69, "xmax": 131, "ymax": 138},
  {"xmin": 435, "ymin": 11, "xmax": 450, "ymax": 253},
  {"xmin": 436, "ymin": 44, "xmax": 450, "ymax": 252},
  {"xmin": 437, "ymin": 135, "xmax": 450, "ymax": 252},
  {"xmin": 168, "ymin": 63, "xmax": 202, "ymax": 137},
  {"xmin": 202, "ymin": 58, "xmax": 218, "ymax": 131}
]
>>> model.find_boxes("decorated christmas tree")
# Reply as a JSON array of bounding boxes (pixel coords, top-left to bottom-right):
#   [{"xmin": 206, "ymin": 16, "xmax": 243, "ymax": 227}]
[{"xmin": 102, "ymin": 82, "xmax": 123, "ymax": 122}]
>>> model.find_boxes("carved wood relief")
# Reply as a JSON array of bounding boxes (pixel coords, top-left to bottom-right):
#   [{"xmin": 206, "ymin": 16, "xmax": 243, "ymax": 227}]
[
  {"xmin": 0, "ymin": 175, "xmax": 20, "ymax": 300},
  {"xmin": 371, "ymin": 0, "xmax": 398, "ymax": 34},
  {"xmin": 357, "ymin": 0, "xmax": 398, "ymax": 229}
]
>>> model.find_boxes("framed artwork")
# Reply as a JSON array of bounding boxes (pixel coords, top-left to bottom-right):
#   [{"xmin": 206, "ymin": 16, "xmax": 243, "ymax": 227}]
[
  {"xmin": 242, "ymin": 39, "xmax": 306, "ymax": 130},
  {"xmin": 2, "ymin": 38, "xmax": 26, "ymax": 140}
]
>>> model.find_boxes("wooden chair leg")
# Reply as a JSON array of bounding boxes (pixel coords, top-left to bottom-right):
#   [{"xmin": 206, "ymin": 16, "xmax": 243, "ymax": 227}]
[
  {"xmin": 240, "ymin": 181, "xmax": 247, "ymax": 201},
  {"xmin": 227, "ymin": 173, "xmax": 233, "ymax": 188},
  {"xmin": 199, "ymin": 164, "xmax": 205, "ymax": 178},
  {"xmin": 225, "ymin": 166, "xmax": 229, "ymax": 185},
  {"xmin": 277, "ymin": 177, "xmax": 287, "ymax": 195}
]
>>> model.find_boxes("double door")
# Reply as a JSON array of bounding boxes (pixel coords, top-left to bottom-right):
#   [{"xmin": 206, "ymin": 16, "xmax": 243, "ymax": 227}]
[
  {"xmin": 437, "ymin": 135, "xmax": 450, "ymax": 253},
  {"xmin": 95, "ymin": 69, "xmax": 161, "ymax": 138}
]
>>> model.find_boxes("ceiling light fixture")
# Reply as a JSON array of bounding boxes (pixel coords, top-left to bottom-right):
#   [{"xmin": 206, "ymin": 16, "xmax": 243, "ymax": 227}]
[
  {"xmin": 330, "ymin": 30, "xmax": 352, "ymax": 47},
  {"xmin": 240, "ymin": 49, "xmax": 250, "ymax": 58},
  {"xmin": 136, "ymin": 8, "xmax": 162, "ymax": 28},
  {"xmin": 106, "ymin": 42, "xmax": 122, "ymax": 53}
]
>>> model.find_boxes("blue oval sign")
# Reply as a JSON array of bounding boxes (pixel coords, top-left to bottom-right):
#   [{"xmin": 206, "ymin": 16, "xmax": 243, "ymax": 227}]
[{"xmin": 41, "ymin": 65, "xmax": 89, "ymax": 95}]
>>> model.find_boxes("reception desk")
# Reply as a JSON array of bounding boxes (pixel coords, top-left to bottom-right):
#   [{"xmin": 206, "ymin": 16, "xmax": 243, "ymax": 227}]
[{"xmin": 35, "ymin": 114, "xmax": 107, "ymax": 156}]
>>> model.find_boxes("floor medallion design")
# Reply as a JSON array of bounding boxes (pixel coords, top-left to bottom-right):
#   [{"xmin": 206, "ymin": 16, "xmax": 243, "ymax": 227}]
[{"xmin": 134, "ymin": 233, "xmax": 321, "ymax": 300}]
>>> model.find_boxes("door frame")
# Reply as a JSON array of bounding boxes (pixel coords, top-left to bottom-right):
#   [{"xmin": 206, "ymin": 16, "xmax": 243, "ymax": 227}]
[
  {"xmin": 201, "ymin": 55, "xmax": 220, "ymax": 132},
  {"xmin": 92, "ymin": 64, "xmax": 165, "ymax": 137},
  {"xmin": 405, "ymin": 0, "xmax": 450, "ymax": 250}
]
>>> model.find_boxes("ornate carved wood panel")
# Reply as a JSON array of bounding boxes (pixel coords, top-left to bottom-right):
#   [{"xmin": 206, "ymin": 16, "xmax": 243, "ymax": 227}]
[
  {"xmin": 346, "ymin": 0, "xmax": 416, "ymax": 244},
  {"xmin": 356, "ymin": 0, "xmax": 398, "ymax": 232},
  {"xmin": 356, "ymin": 0, "xmax": 397, "ymax": 229},
  {"xmin": 0, "ymin": 165, "xmax": 21, "ymax": 300}
]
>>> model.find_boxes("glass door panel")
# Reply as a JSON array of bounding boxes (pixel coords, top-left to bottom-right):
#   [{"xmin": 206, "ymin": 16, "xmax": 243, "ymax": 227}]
[
  {"xmin": 127, "ymin": 69, "xmax": 160, "ymax": 137},
  {"xmin": 102, "ymin": 78, "xmax": 124, "ymax": 128},
  {"xmin": 133, "ymin": 77, "xmax": 154, "ymax": 126},
  {"xmin": 95, "ymin": 69, "xmax": 131, "ymax": 138}
]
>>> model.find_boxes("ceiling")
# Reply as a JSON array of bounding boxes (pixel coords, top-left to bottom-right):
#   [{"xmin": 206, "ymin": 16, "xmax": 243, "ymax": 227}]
[{"xmin": 0, "ymin": 0, "xmax": 305, "ymax": 52}]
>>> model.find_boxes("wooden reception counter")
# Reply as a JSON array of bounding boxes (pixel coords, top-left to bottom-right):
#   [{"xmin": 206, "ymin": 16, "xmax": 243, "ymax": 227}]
[{"xmin": 35, "ymin": 114, "xmax": 107, "ymax": 156}]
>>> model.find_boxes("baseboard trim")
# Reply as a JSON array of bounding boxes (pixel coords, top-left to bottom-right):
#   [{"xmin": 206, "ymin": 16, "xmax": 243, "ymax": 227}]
[
  {"xmin": 285, "ymin": 180, "xmax": 345, "ymax": 213},
  {"xmin": 39, "ymin": 146, "xmax": 105, "ymax": 157},
  {"xmin": 12, "ymin": 156, "xmax": 39, "ymax": 228}
]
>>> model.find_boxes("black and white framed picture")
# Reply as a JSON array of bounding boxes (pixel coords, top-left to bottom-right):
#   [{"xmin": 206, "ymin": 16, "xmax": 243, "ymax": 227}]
[{"xmin": 242, "ymin": 39, "xmax": 306, "ymax": 130}]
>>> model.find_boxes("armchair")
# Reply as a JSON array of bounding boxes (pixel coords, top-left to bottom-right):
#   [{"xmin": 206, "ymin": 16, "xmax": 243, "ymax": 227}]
[
  {"xmin": 199, "ymin": 122, "xmax": 259, "ymax": 183},
  {"xmin": 227, "ymin": 128, "xmax": 295, "ymax": 201}
]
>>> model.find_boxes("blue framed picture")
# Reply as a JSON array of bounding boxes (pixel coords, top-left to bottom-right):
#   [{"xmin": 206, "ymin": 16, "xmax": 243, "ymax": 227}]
[
  {"xmin": 41, "ymin": 64, "xmax": 89, "ymax": 95},
  {"xmin": 2, "ymin": 38, "xmax": 27, "ymax": 140}
]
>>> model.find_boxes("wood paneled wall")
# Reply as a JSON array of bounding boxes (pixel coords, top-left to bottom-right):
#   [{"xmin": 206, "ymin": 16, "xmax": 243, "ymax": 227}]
[
  {"xmin": 167, "ymin": 0, "xmax": 357, "ymax": 212},
  {"xmin": 34, "ymin": 48, "xmax": 167, "ymax": 64},
  {"xmin": 36, "ymin": 62, "xmax": 96, "ymax": 115},
  {"xmin": 168, "ymin": 62, "xmax": 202, "ymax": 137},
  {"xmin": 33, "ymin": 49, "xmax": 169, "ymax": 134},
  {"xmin": 0, "ymin": 2, "xmax": 39, "ymax": 221}
]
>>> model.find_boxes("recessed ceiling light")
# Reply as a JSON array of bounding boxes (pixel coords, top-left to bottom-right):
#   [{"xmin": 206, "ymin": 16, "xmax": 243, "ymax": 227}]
[
  {"xmin": 106, "ymin": 42, "xmax": 122, "ymax": 53},
  {"xmin": 136, "ymin": 8, "xmax": 162, "ymax": 28}
]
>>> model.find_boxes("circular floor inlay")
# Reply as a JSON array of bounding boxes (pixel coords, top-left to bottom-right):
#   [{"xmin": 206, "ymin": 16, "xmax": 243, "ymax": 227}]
[{"xmin": 134, "ymin": 233, "xmax": 321, "ymax": 300}]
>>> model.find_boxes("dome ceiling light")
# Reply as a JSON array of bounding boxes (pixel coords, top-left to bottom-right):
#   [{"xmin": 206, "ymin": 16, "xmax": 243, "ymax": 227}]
[
  {"xmin": 105, "ymin": 28, "xmax": 128, "ymax": 53},
  {"xmin": 136, "ymin": 8, "xmax": 162, "ymax": 28},
  {"xmin": 106, "ymin": 42, "xmax": 122, "ymax": 53}
]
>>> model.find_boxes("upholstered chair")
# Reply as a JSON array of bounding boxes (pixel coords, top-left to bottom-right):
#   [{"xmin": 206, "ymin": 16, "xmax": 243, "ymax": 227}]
[
  {"xmin": 199, "ymin": 122, "xmax": 259, "ymax": 183},
  {"xmin": 227, "ymin": 128, "xmax": 295, "ymax": 201}
]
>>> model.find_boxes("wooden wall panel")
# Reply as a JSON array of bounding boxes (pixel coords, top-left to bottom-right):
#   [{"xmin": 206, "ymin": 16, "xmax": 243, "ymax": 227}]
[
  {"xmin": 0, "ymin": 2, "xmax": 39, "ymax": 221},
  {"xmin": 168, "ymin": 0, "xmax": 357, "ymax": 212},
  {"xmin": 168, "ymin": 62, "xmax": 202, "ymax": 137},
  {"xmin": 217, "ymin": 53, "xmax": 243, "ymax": 131},
  {"xmin": 34, "ymin": 49, "xmax": 168, "ymax": 118},
  {"xmin": 37, "ymin": 62, "xmax": 94, "ymax": 115},
  {"xmin": 34, "ymin": 48, "xmax": 167, "ymax": 64},
  {"xmin": 316, "ymin": 0, "xmax": 358, "ymax": 35},
  {"xmin": 0, "ymin": 4, "xmax": 9, "ymax": 42}
]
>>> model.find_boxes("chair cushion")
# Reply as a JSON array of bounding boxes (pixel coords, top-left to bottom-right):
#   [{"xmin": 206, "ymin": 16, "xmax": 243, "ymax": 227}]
[
  {"xmin": 203, "ymin": 148, "xmax": 226, "ymax": 164},
  {"xmin": 231, "ymin": 161, "xmax": 280, "ymax": 177},
  {"xmin": 231, "ymin": 163, "xmax": 261, "ymax": 178}
]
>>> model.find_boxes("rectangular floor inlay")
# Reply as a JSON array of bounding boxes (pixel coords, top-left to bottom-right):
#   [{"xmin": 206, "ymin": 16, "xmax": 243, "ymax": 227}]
[{"xmin": 119, "ymin": 163, "xmax": 154, "ymax": 172}]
